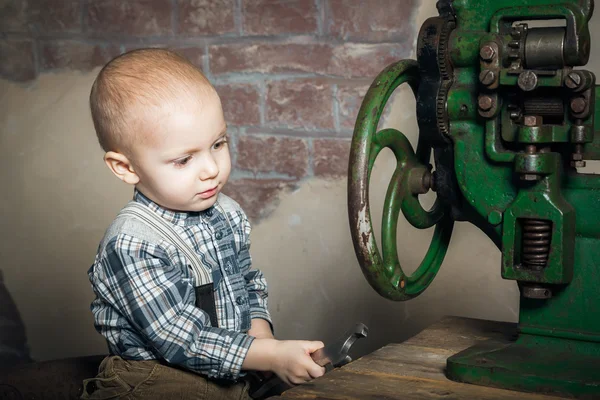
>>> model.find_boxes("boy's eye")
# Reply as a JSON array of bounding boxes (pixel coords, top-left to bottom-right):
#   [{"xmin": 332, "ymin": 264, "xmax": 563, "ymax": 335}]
[
  {"xmin": 212, "ymin": 138, "xmax": 228, "ymax": 150},
  {"xmin": 173, "ymin": 156, "xmax": 192, "ymax": 166}
]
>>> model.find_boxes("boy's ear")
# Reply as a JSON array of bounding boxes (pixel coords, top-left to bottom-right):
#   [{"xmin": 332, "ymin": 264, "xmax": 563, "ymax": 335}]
[{"xmin": 104, "ymin": 151, "xmax": 140, "ymax": 185}]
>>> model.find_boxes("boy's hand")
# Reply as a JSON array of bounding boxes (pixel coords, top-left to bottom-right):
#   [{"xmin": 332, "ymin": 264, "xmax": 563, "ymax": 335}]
[
  {"xmin": 243, "ymin": 339, "xmax": 326, "ymax": 386},
  {"xmin": 271, "ymin": 340, "xmax": 326, "ymax": 386}
]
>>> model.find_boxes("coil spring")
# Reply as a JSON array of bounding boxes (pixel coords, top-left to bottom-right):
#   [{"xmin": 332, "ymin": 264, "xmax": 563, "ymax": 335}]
[{"xmin": 522, "ymin": 219, "xmax": 552, "ymax": 269}]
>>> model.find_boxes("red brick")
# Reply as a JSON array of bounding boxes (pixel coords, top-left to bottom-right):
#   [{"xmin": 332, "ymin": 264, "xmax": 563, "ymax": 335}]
[
  {"xmin": 178, "ymin": 0, "xmax": 235, "ymax": 35},
  {"xmin": 0, "ymin": 0, "xmax": 29, "ymax": 33},
  {"xmin": 313, "ymin": 138, "xmax": 351, "ymax": 178},
  {"xmin": 88, "ymin": 0, "xmax": 173, "ymax": 36},
  {"xmin": 266, "ymin": 79, "xmax": 334, "ymax": 130},
  {"xmin": 326, "ymin": 0, "xmax": 417, "ymax": 41},
  {"xmin": 222, "ymin": 178, "xmax": 297, "ymax": 221},
  {"xmin": 236, "ymin": 136, "xmax": 308, "ymax": 178},
  {"xmin": 215, "ymin": 84, "xmax": 260, "ymax": 126},
  {"xmin": 29, "ymin": 0, "xmax": 81, "ymax": 33},
  {"xmin": 336, "ymin": 83, "xmax": 370, "ymax": 129},
  {"xmin": 210, "ymin": 42, "xmax": 332, "ymax": 75},
  {"xmin": 0, "ymin": 39, "xmax": 35, "ymax": 81},
  {"xmin": 243, "ymin": 0, "xmax": 317, "ymax": 35},
  {"xmin": 41, "ymin": 40, "xmax": 121, "ymax": 70},
  {"xmin": 329, "ymin": 43, "xmax": 407, "ymax": 78}
]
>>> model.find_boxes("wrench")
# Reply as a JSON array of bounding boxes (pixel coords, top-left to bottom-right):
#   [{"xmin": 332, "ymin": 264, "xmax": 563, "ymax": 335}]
[{"xmin": 248, "ymin": 323, "xmax": 368, "ymax": 399}]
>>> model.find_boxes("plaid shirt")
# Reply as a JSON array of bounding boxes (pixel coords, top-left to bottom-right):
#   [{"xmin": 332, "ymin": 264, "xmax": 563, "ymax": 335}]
[{"xmin": 88, "ymin": 190, "xmax": 271, "ymax": 380}]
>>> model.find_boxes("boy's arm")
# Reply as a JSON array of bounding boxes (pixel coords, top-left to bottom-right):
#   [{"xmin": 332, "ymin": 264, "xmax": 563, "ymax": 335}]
[
  {"xmin": 248, "ymin": 318, "xmax": 274, "ymax": 339},
  {"xmin": 238, "ymin": 214, "xmax": 273, "ymax": 333},
  {"xmin": 93, "ymin": 234, "xmax": 254, "ymax": 380}
]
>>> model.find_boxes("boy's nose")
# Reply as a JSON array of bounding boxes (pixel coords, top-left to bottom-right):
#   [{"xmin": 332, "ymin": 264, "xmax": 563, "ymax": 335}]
[{"xmin": 199, "ymin": 155, "xmax": 219, "ymax": 180}]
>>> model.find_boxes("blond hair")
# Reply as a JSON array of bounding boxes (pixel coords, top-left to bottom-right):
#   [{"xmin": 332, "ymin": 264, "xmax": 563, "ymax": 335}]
[{"xmin": 90, "ymin": 48, "xmax": 215, "ymax": 152}]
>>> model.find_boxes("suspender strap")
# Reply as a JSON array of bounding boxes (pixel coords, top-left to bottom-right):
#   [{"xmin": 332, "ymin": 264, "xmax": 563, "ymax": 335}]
[
  {"xmin": 194, "ymin": 285, "xmax": 218, "ymax": 327},
  {"xmin": 118, "ymin": 203, "xmax": 218, "ymax": 327},
  {"xmin": 119, "ymin": 203, "xmax": 212, "ymax": 286}
]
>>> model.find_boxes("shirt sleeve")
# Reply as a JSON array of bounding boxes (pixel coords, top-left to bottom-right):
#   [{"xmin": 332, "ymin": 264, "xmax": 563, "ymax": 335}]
[
  {"xmin": 237, "ymin": 213, "xmax": 273, "ymax": 330},
  {"xmin": 96, "ymin": 233, "xmax": 254, "ymax": 380}
]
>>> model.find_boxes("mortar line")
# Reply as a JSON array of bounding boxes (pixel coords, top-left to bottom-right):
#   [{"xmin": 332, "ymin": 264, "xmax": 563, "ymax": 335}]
[
  {"xmin": 316, "ymin": 0, "xmax": 325, "ymax": 37},
  {"xmin": 332, "ymin": 83, "xmax": 340, "ymax": 132},
  {"xmin": 235, "ymin": 0, "xmax": 244, "ymax": 35},
  {"xmin": 171, "ymin": 0, "xmax": 179, "ymax": 36},
  {"xmin": 307, "ymin": 137, "xmax": 315, "ymax": 177}
]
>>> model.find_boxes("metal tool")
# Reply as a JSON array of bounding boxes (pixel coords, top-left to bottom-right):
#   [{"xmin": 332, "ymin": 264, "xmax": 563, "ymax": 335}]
[
  {"xmin": 248, "ymin": 323, "xmax": 368, "ymax": 399},
  {"xmin": 309, "ymin": 322, "xmax": 368, "ymax": 370},
  {"xmin": 348, "ymin": 0, "xmax": 600, "ymax": 398}
]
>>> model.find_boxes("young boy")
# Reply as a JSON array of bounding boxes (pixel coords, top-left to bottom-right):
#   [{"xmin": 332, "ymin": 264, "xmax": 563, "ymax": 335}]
[{"xmin": 82, "ymin": 48, "xmax": 325, "ymax": 399}]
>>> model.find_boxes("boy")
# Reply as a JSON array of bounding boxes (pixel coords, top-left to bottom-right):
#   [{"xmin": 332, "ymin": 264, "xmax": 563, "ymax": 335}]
[{"xmin": 82, "ymin": 49, "xmax": 325, "ymax": 399}]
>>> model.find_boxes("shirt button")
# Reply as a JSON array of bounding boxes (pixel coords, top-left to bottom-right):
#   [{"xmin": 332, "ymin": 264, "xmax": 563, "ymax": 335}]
[
  {"xmin": 215, "ymin": 231, "xmax": 223, "ymax": 240},
  {"xmin": 236, "ymin": 296, "xmax": 245, "ymax": 305}
]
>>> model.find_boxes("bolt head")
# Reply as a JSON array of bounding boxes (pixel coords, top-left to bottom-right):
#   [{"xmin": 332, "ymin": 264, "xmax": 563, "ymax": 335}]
[
  {"xmin": 570, "ymin": 97, "xmax": 587, "ymax": 114},
  {"xmin": 479, "ymin": 69, "xmax": 496, "ymax": 86},
  {"xmin": 487, "ymin": 210, "xmax": 503, "ymax": 225},
  {"xmin": 518, "ymin": 71, "xmax": 538, "ymax": 92},
  {"xmin": 478, "ymin": 95, "xmax": 494, "ymax": 111},
  {"xmin": 523, "ymin": 115, "xmax": 542, "ymax": 127},
  {"xmin": 565, "ymin": 72, "xmax": 582, "ymax": 89}
]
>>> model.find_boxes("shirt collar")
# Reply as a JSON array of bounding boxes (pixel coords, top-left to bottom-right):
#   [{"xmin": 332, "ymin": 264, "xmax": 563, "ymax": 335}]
[{"xmin": 133, "ymin": 189, "xmax": 215, "ymax": 226}]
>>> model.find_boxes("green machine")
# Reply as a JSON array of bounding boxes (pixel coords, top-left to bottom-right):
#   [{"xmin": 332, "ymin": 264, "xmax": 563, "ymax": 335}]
[{"xmin": 348, "ymin": 0, "xmax": 600, "ymax": 397}]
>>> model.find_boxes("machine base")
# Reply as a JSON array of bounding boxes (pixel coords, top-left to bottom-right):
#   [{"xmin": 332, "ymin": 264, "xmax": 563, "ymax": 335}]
[{"xmin": 446, "ymin": 333, "xmax": 600, "ymax": 399}]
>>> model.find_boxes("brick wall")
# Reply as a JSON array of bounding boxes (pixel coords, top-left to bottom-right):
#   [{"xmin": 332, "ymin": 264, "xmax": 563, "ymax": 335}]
[{"xmin": 1, "ymin": 0, "xmax": 418, "ymax": 220}]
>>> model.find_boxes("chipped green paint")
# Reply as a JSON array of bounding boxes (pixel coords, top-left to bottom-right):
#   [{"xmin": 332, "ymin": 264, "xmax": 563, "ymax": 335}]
[{"xmin": 347, "ymin": 60, "xmax": 454, "ymax": 301}]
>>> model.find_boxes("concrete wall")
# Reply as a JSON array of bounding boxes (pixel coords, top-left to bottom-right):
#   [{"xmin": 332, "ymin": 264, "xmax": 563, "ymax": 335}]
[{"xmin": 1, "ymin": 0, "xmax": 599, "ymax": 363}]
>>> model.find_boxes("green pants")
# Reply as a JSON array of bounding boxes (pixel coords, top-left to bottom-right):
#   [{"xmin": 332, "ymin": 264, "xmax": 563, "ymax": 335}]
[{"xmin": 81, "ymin": 355, "xmax": 252, "ymax": 400}]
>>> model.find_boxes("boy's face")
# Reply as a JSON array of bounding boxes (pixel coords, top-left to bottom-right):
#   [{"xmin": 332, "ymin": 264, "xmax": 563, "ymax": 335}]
[{"xmin": 128, "ymin": 92, "xmax": 231, "ymax": 212}]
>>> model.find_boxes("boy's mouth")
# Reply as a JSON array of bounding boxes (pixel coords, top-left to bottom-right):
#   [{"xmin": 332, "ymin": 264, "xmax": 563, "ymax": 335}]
[{"xmin": 198, "ymin": 186, "xmax": 218, "ymax": 199}]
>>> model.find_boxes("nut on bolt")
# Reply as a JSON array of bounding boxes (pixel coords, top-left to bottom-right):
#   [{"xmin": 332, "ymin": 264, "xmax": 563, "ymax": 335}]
[
  {"xmin": 408, "ymin": 168, "xmax": 432, "ymax": 195},
  {"xmin": 480, "ymin": 45, "xmax": 495, "ymax": 61},
  {"xmin": 571, "ymin": 144, "xmax": 586, "ymax": 168},
  {"xmin": 523, "ymin": 115, "xmax": 542, "ymax": 127}
]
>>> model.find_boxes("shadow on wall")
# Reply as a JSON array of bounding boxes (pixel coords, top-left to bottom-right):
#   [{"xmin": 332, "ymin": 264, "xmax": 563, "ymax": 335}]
[{"xmin": 0, "ymin": 270, "xmax": 30, "ymax": 368}]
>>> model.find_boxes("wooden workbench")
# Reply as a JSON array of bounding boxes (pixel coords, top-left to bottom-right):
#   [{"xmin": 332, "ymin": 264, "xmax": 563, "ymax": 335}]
[{"xmin": 270, "ymin": 316, "xmax": 569, "ymax": 400}]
